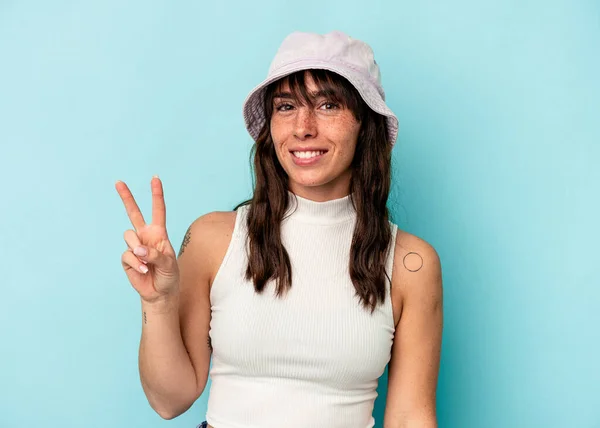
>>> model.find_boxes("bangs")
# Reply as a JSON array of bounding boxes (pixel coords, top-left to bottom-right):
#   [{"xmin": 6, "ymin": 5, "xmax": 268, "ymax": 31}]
[{"xmin": 265, "ymin": 69, "xmax": 364, "ymax": 118}]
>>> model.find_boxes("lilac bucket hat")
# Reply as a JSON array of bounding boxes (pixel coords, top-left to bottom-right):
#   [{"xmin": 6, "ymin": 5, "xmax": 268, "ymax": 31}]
[{"xmin": 242, "ymin": 30, "xmax": 399, "ymax": 145}]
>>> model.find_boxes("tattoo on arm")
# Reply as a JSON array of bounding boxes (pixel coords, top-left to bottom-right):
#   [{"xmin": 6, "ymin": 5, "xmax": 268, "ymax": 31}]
[
  {"xmin": 143, "ymin": 311, "xmax": 147, "ymax": 324},
  {"xmin": 403, "ymin": 252, "xmax": 424, "ymax": 272},
  {"xmin": 178, "ymin": 226, "xmax": 192, "ymax": 257},
  {"xmin": 207, "ymin": 336, "xmax": 213, "ymax": 353}
]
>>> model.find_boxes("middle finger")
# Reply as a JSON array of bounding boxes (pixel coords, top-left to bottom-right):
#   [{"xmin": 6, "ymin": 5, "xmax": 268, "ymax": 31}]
[{"xmin": 151, "ymin": 176, "xmax": 166, "ymax": 228}]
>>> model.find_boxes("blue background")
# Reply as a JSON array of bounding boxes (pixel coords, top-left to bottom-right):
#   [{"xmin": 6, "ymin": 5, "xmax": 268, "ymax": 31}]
[{"xmin": 1, "ymin": 1, "xmax": 598, "ymax": 427}]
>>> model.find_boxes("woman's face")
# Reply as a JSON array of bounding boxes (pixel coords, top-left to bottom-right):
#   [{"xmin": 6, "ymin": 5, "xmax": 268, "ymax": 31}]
[{"xmin": 269, "ymin": 72, "xmax": 361, "ymax": 200}]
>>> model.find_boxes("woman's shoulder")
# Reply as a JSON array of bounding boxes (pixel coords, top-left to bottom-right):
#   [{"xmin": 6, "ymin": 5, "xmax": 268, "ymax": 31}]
[
  {"xmin": 391, "ymin": 226, "xmax": 442, "ymax": 305},
  {"xmin": 393, "ymin": 227, "xmax": 440, "ymax": 268},
  {"xmin": 187, "ymin": 202, "xmax": 250, "ymax": 247},
  {"xmin": 188, "ymin": 210, "xmax": 239, "ymax": 241},
  {"xmin": 185, "ymin": 210, "xmax": 241, "ymax": 287},
  {"xmin": 183, "ymin": 210, "xmax": 240, "ymax": 260}
]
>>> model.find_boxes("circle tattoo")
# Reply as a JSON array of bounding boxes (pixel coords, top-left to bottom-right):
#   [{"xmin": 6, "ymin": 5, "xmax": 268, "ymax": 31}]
[{"xmin": 403, "ymin": 252, "xmax": 424, "ymax": 272}]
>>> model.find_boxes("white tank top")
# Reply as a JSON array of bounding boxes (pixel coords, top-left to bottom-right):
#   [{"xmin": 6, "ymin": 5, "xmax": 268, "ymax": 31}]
[{"xmin": 206, "ymin": 191, "xmax": 398, "ymax": 428}]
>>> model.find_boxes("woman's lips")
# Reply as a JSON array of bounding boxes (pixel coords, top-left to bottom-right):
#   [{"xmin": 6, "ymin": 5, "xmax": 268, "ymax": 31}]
[{"xmin": 290, "ymin": 151, "xmax": 327, "ymax": 166}]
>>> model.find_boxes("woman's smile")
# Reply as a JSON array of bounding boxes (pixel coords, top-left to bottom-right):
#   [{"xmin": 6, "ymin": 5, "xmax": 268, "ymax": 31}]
[{"xmin": 290, "ymin": 149, "xmax": 328, "ymax": 166}]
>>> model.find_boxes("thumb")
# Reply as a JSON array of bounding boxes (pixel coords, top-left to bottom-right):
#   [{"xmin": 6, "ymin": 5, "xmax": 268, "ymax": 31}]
[{"xmin": 133, "ymin": 245, "xmax": 174, "ymax": 269}]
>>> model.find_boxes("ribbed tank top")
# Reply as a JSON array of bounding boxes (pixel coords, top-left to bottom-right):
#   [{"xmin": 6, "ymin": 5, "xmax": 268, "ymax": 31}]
[{"xmin": 206, "ymin": 191, "xmax": 398, "ymax": 428}]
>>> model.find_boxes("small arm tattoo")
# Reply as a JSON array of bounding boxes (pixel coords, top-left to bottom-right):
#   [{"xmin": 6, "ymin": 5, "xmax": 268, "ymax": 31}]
[
  {"xmin": 403, "ymin": 251, "xmax": 424, "ymax": 272},
  {"xmin": 178, "ymin": 226, "xmax": 192, "ymax": 257},
  {"xmin": 207, "ymin": 336, "xmax": 213, "ymax": 353},
  {"xmin": 143, "ymin": 311, "xmax": 147, "ymax": 324}
]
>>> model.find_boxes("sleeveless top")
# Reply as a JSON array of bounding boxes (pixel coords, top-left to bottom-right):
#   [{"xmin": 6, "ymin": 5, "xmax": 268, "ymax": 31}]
[{"xmin": 205, "ymin": 191, "xmax": 399, "ymax": 428}]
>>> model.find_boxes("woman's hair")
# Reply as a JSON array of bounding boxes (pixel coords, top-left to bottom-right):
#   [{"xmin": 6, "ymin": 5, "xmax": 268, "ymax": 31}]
[{"xmin": 234, "ymin": 69, "xmax": 394, "ymax": 314}]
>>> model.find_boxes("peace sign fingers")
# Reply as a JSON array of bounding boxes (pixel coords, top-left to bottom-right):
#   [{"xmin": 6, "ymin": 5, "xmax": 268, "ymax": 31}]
[
  {"xmin": 115, "ymin": 180, "xmax": 147, "ymax": 232},
  {"xmin": 116, "ymin": 176, "xmax": 180, "ymax": 302}
]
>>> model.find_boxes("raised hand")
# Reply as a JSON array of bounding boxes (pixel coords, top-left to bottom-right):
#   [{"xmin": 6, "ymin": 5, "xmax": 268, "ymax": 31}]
[{"xmin": 116, "ymin": 176, "xmax": 180, "ymax": 303}]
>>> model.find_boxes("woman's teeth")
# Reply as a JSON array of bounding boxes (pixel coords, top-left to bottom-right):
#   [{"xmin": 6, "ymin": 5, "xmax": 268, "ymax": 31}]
[{"xmin": 292, "ymin": 151, "xmax": 326, "ymax": 158}]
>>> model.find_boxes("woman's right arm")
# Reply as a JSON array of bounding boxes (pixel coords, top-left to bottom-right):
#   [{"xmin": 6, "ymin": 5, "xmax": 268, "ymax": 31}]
[
  {"xmin": 139, "ymin": 212, "xmax": 222, "ymax": 419},
  {"xmin": 115, "ymin": 177, "xmax": 230, "ymax": 419}
]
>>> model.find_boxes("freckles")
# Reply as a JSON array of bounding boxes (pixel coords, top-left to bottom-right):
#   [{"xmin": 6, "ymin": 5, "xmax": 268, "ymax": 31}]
[
  {"xmin": 324, "ymin": 114, "xmax": 360, "ymax": 151},
  {"xmin": 328, "ymin": 113, "xmax": 359, "ymax": 132}
]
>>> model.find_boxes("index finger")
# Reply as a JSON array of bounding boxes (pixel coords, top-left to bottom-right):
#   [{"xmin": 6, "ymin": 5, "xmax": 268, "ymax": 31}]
[
  {"xmin": 115, "ymin": 180, "xmax": 146, "ymax": 232},
  {"xmin": 151, "ymin": 175, "xmax": 166, "ymax": 228}
]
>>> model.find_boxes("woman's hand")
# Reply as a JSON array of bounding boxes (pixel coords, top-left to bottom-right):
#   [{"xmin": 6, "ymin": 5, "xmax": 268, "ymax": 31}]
[{"xmin": 115, "ymin": 176, "xmax": 180, "ymax": 304}]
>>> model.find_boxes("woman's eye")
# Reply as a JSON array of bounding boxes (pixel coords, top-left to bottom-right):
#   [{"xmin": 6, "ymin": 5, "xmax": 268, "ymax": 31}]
[
  {"xmin": 275, "ymin": 103, "xmax": 294, "ymax": 112},
  {"xmin": 321, "ymin": 102, "xmax": 340, "ymax": 110}
]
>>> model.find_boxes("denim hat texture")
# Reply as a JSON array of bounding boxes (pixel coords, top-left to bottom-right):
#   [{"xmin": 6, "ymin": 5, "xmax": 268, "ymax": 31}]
[{"xmin": 242, "ymin": 30, "xmax": 399, "ymax": 145}]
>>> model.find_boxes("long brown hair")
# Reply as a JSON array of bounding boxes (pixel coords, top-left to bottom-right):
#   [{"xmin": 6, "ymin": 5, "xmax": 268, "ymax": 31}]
[{"xmin": 234, "ymin": 69, "xmax": 394, "ymax": 314}]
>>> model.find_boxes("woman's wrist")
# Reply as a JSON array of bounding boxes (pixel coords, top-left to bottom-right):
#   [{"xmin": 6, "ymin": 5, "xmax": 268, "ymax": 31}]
[{"xmin": 140, "ymin": 292, "xmax": 180, "ymax": 315}]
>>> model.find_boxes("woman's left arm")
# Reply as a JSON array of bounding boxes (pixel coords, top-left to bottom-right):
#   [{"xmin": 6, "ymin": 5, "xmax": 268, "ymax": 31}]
[{"xmin": 383, "ymin": 235, "xmax": 443, "ymax": 428}]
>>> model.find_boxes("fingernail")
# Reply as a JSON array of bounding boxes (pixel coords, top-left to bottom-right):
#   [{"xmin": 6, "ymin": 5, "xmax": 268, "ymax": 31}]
[
  {"xmin": 134, "ymin": 246, "xmax": 147, "ymax": 257},
  {"xmin": 153, "ymin": 175, "xmax": 159, "ymax": 179},
  {"xmin": 139, "ymin": 264, "xmax": 149, "ymax": 274}
]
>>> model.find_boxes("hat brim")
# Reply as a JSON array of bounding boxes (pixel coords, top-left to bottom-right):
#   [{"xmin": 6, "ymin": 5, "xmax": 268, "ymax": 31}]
[{"xmin": 242, "ymin": 60, "xmax": 399, "ymax": 145}]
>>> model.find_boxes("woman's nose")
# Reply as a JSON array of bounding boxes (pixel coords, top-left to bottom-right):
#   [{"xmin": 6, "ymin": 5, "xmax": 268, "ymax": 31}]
[{"xmin": 293, "ymin": 107, "xmax": 318, "ymax": 140}]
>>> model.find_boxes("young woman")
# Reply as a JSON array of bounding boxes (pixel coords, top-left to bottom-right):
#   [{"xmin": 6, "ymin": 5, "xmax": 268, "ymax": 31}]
[{"xmin": 116, "ymin": 30, "xmax": 443, "ymax": 428}]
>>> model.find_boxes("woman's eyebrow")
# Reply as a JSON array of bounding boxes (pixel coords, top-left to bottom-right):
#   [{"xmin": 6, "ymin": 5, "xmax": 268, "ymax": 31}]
[
  {"xmin": 273, "ymin": 92, "xmax": 294, "ymax": 99},
  {"xmin": 273, "ymin": 89, "xmax": 338, "ymax": 100},
  {"xmin": 310, "ymin": 89, "xmax": 337, "ymax": 98}
]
